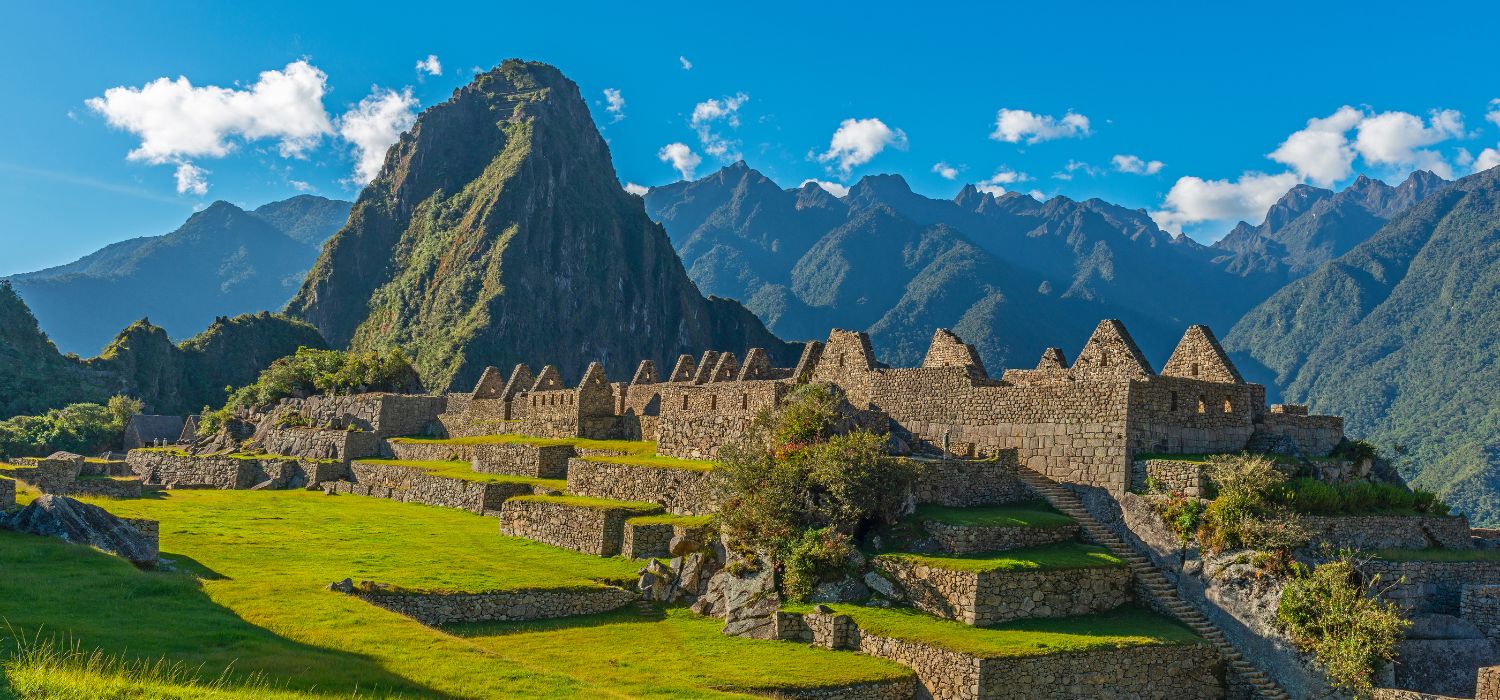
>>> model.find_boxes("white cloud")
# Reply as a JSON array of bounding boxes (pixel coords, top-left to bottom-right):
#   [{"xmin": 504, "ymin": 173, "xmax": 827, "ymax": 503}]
[
  {"xmin": 1266, "ymin": 106, "xmax": 1362, "ymax": 185},
  {"xmin": 679, "ymin": 56, "xmax": 693, "ymax": 70},
  {"xmin": 603, "ymin": 88, "xmax": 625, "ymax": 122},
  {"xmin": 815, "ymin": 117, "xmax": 908, "ymax": 176},
  {"xmin": 658, "ymin": 142, "xmax": 701, "ymax": 179},
  {"xmin": 800, "ymin": 179, "xmax": 849, "ymax": 198},
  {"xmin": 990, "ymin": 108, "xmax": 1090, "ymax": 144},
  {"xmin": 1111, "ymin": 154, "xmax": 1165, "ymax": 176},
  {"xmin": 1354, "ymin": 109, "xmax": 1464, "ymax": 178},
  {"xmin": 415, "ymin": 55, "xmax": 442, "ymax": 77},
  {"xmin": 1487, "ymin": 99, "xmax": 1500, "ymax": 129},
  {"xmin": 337, "ymin": 86, "xmax": 419, "ymax": 185},
  {"xmin": 1476, "ymin": 148, "xmax": 1500, "ymax": 173},
  {"xmin": 1149, "ymin": 171, "xmax": 1301, "ymax": 235},
  {"xmin": 1028, "ymin": 189, "xmax": 1047, "ymax": 201},
  {"xmin": 174, "ymin": 162, "xmax": 209, "ymax": 195},
  {"xmin": 974, "ymin": 167, "xmax": 1032, "ymax": 195},
  {"xmin": 690, "ymin": 93, "xmax": 748, "ymax": 159},
  {"xmin": 290, "ymin": 180, "xmax": 313, "ymax": 192},
  {"xmin": 623, "ymin": 182, "xmax": 648, "ymax": 196},
  {"xmin": 87, "ymin": 60, "xmax": 334, "ymax": 165},
  {"xmin": 932, "ymin": 162, "xmax": 958, "ymax": 180}
]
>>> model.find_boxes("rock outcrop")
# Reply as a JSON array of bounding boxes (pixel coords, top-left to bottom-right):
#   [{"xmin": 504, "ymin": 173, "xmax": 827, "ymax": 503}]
[{"xmin": 1, "ymin": 494, "xmax": 158, "ymax": 566}]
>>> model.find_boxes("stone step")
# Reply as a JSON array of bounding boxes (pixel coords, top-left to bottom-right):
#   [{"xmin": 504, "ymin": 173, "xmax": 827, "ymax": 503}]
[
  {"xmin": 873, "ymin": 544, "xmax": 1132, "ymax": 627},
  {"xmin": 498, "ymin": 494, "xmax": 663, "ymax": 556}
]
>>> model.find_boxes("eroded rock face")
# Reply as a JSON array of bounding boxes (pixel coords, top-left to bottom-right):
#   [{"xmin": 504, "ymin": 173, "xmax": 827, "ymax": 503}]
[
  {"xmin": 1, "ymin": 494, "xmax": 158, "ymax": 566},
  {"xmin": 692, "ymin": 552, "xmax": 778, "ymax": 639}
]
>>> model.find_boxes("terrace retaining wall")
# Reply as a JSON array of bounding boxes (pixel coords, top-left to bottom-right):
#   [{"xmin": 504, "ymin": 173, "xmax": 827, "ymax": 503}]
[
  {"xmin": 340, "ymin": 462, "xmax": 534, "ymax": 514},
  {"xmin": 910, "ymin": 456, "xmax": 1032, "ymax": 507},
  {"xmin": 1301, "ymin": 515, "xmax": 1473, "ymax": 552},
  {"xmin": 499, "ymin": 498, "xmax": 658, "ymax": 556},
  {"xmin": 261, "ymin": 427, "xmax": 381, "ymax": 461},
  {"xmin": 1359, "ymin": 560, "xmax": 1500, "ymax": 615},
  {"xmin": 874, "ymin": 557, "xmax": 1130, "ymax": 626},
  {"xmin": 923, "ymin": 521, "xmax": 1080, "ymax": 555},
  {"xmin": 354, "ymin": 586, "xmax": 637, "ymax": 625},
  {"xmin": 472, "ymin": 443, "xmax": 573, "ymax": 479},
  {"xmin": 565, "ymin": 459, "xmax": 716, "ymax": 516},
  {"xmin": 1, "ymin": 477, "xmax": 14, "ymax": 509}
]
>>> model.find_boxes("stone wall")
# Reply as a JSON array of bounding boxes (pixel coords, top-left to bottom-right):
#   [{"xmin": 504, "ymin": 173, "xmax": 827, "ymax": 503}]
[
  {"xmin": 499, "ymin": 497, "xmax": 659, "ymax": 556},
  {"xmin": 343, "ymin": 462, "xmax": 532, "ymax": 514},
  {"xmin": 756, "ymin": 677, "xmax": 916, "ymax": 700},
  {"xmin": 565, "ymin": 459, "xmax": 717, "ymax": 516},
  {"xmin": 873, "ymin": 556, "xmax": 1131, "ymax": 626},
  {"xmin": 122, "ymin": 518, "xmax": 160, "ymax": 564},
  {"xmin": 655, "ymin": 380, "xmax": 789, "ymax": 460},
  {"xmin": 1, "ymin": 477, "xmax": 14, "ymax": 509},
  {"xmin": 923, "ymin": 521, "xmax": 1080, "ymax": 555},
  {"xmin": 261, "ymin": 427, "xmax": 382, "ymax": 461},
  {"xmin": 353, "ymin": 585, "xmax": 636, "ymax": 625},
  {"xmin": 1464, "ymin": 586, "xmax": 1500, "ymax": 642},
  {"xmin": 1250, "ymin": 411, "xmax": 1344, "ymax": 457},
  {"xmin": 387, "ymin": 441, "xmax": 475, "ymax": 462},
  {"xmin": 472, "ymin": 443, "xmax": 573, "ymax": 479},
  {"xmin": 1125, "ymin": 376, "xmax": 1257, "ymax": 456},
  {"xmin": 622, "ymin": 520, "xmax": 675, "ymax": 559},
  {"xmin": 1360, "ymin": 560, "xmax": 1500, "ymax": 615},
  {"xmin": 296, "ymin": 393, "xmax": 446, "ymax": 437},
  {"xmin": 68, "ymin": 477, "xmax": 145, "ymax": 499},
  {"xmin": 909, "ymin": 455, "xmax": 1032, "ymax": 507},
  {"xmin": 1301, "ymin": 515, "xmax": 1473, "ymax": 551},
  {"xmin": 127, "ymin": 450, "xmax": 260, "ymax": 489},
  {"xmin": 1131, "ymin": 459, "xmax": 1208, "ymax": 496}
]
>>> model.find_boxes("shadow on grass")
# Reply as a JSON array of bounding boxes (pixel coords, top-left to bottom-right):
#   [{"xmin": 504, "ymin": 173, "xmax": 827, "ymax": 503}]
[
  {"xmin": 0, "ymin": 530, "xmax": 459, "ymax": 699},
  {"xmin": 442, "ymin": 603, "xmax": 666, "ymax": 638}
]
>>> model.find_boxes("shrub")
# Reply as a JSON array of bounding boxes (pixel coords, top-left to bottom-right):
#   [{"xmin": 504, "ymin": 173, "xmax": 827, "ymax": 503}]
[
  {"xmin": 1281, "ymin": 478, "xmax": 1448, "ymax": 516},
  {"xmin": 198, "ymin": 348, "xmax": 420, "ymax": 436},
  {"xmin": 1332, "ymin": 439, "xmax": 1379, "ymax": 463},
  {"xmin": 1287, "ymin": 478, "xmax": 1341, "ymax": 515},
  {"xmin": 781, "ymin": 528, "xmax": 853, "ymax": 602},
  {"xmin": 0, "ymin": 396, "xmax": 141, "ymax": 458},
  {"xmin": 1277, "ymin": 556, "xmax": 1409, "ymax": 696},
  {"xmin": 1153, "ymin": 492, "xmax": 1204, "ymax": 547},
  {"xmin": 1198, "ymin": 454, "xmax": 1307, "ymax": 554}
]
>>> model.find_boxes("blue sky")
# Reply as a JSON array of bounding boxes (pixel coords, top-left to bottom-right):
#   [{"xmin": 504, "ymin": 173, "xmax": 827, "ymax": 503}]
[{"xmin": 4, "ymin": 1, "xmax": 1500, "ymax": 276}]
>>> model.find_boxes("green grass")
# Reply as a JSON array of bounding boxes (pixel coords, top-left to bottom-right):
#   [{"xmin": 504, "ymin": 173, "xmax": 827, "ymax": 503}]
[
  {"xmin": 353, "ymin": 459, "xmax": 567, "ymax": 490},
  {"xmin": 507, "ymin": 494, "xmax": 663, "ymax": 514},
  {"xmin": 625, "ymin": 514, "xmax": 715, "ymax": 527},
  {"xmin": 914, "ymin": 502, "xmax": 1074, "ymax": 528},
  {"xmin": 390, "ymin": 435, "xmax": 657, "ymax": 456},
  {"xmin": 878, "ymin": 543, "xmax": 1125, "ymax": 573},
  {"xmin": 579, "ymin": 454, "xmax": 715, "ymax": 472},
  {"xmin": 0, "ymin": 489, "xmax": 907, "ymax": 698},
  {"xmin": 779, "ymin": 604, "xmax": 1201, "ymax": 658},
  {"xmin": 1368, "ymin": 548, "xmax": 1500, "ymax": 562}
]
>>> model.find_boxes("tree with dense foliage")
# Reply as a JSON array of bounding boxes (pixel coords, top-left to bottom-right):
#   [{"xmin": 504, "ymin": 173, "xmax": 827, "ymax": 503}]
[
  {"xmin": 716, "ymin": 383, "xmax": 916, "ymax": 600},
  {"xmin": 1278, "ymin": 556, "xmax": 1409, "ymax": 696},
  {"xmin": 0, "ymin": 395, "xmax": 142, "ymax": 458},
  {"xmin": 197, "ymin": 347, "xmax": 421, "ymax": 435}
]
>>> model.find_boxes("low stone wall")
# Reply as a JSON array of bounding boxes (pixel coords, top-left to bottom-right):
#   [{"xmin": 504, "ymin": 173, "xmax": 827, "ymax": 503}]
[
  {"xmin": 923, "ymin": 521, "xmax": 1079, "ymax": 555},
  {"xmin": 874, "ymin": 557, "xmax": 1130, "ymax": 626},
  {"xmin": 68, "ymin": 478, "xmax": 145, "ymax": 499},
  {"xmin": 622, "ymin": 520, "xmax": 675, "ymax": 559},
  {"xmin": 127, "ymin": 450, "xmax": 260, "ymax": 489},
  {"xmin": 353, "ymin": 585, "xmax": 636, "ymax": 625},
  {"xmin": 1301, "ymin": 515, "xmax": 1473, "ymax": 551},
  {"xmin": 386, "ymin": 441, "xmax": 474, "ymax": 462},
  {"xmin": 472, "ymin": 443, "xmax": 573, "ymax": 479},
  {"xmin": 753, "ymin": 677, "xmax": 917, "ymax": 700},
  {"xmin": 909, "ymin": 455, "xmax": 1032, "ymax": 507},
  {"xmin": 123, "ymin": 518, "xmax": 160, "ymax": 564},
  {"xmin": 499, "ymin": 497, "xmax": 659, "ymax": 556},
  {"xmin": 565, "ymin": 459, "xmax": 716, "ymax": 516},
  {"xmin": 1, "ymin": 477, "xmax": 14, "ymax": 509},
  {"xmin": 1130, "ymin": 459, "xmax": 1207, "ymax": 496},
  {"xmin": 297, "ymin": 393, "xmax": 446, "ymax": 437},
  {"xmin": 342, "ymin": 462, "xmax": 532, "ymax": 514},
  {"xmin": 261, "ymin": 427, "xmax": 381, "ymax": 461},
  {"xmin": 1463, "ymin": 585, "xmax": 1500, "ymax": 642},
  {"xmin": 1361, "ymin": 560, "xmax": 1500, "ymax": 615}
]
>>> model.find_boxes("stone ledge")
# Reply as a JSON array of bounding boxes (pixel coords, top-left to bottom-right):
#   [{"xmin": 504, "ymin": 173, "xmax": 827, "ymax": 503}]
[
  {"xmin": 349, "ymin": 585, "xmax": 637, "ymax": 626},
  {"xmin": 874, "ymin": 554, "xmax": 1131, "ymax": 626},
  {"xmin": 500, "ymin": 496, "xmax": 663, "ymax": 556},
  {"xmin": 565, "ymin": 458, "xmax": 716, "ymax": 516}
]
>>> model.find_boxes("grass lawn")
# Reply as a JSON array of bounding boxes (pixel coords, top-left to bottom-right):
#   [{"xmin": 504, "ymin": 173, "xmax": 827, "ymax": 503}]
[
  {"xmin": 0, "ymin": 489, "xmax": 907, "ymax": 698},
  {"xmin": 878, "ymin": 543, "xmax": 1125, "ymax": 573},
  {"xmin": 353, "ymin": 459, "xmax": 567, "ymax": 490},
  {"xmin": 625, "ymin": 514, "xmax": 715, "ymax": 528},
  {"xmin": 508, "ymin": 494, "xmax": 663, "ymax": 514},
  {"xmin": 915, "ymin": 502, "xmax": 1074, "ymax": 528},
  {"xmin": 779, "ymin": 604, "xmax": 1201, "ymax": 658},
  {"xmin": 579, "ymin": 454, "xmax": 715, "ymax": 472},
  {"xmin": 1368, "ymin": 548, "xmax": 1500, "ymax": 562}
]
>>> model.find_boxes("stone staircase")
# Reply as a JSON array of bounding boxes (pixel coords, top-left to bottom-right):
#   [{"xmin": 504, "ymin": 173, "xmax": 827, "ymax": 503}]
[{"xmin": 1014, "ymin": 465, "xmax": 1292, "ymax": 700}]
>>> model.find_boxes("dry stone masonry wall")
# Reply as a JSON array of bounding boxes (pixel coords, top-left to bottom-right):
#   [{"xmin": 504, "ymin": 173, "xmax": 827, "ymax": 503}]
[
  {"xmin": 923, "ymin": 521, "xmax": 1080, "ymax": 555},
  {"xmin": 1301, "ymin": 515, "xmax": 1473, "ymax": 551},
  {"xmin": 498, "ymin": 497, "xmax": 661, "ymax": 556},
  {"xmin": 341, "ymin": 462, "xmax": 534, "ymax": 514},
  {"xmin": 354, "ymin": 586, "xmax": 637, "ymax": 625},
  {"xmin": 910, "ymin": 456, "xmax": 1032, "ymax": 507},
  {"xmin": 565, "ymin": 459, "xmax": 717, "ymax": 515},
  {"xmin": 873, "ymin": 556, "xmax": 1131, "ymax": 626}
]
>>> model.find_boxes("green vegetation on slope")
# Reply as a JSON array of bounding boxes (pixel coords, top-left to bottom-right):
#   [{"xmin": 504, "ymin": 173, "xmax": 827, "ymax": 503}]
[
  {"xmin": 0, "ymin": 396, "xmax": 140, "ymax": 459},
  {"xmin": 0, "ymin": 489, "xmax": 908, "ymax": 698},
  {"xmin": 878, "ymin": 543, "xmax": 1124, "ymax": 573},
  {"xmin": 198, "ymin": 347, "xmax": 420, "ymax": 435}
]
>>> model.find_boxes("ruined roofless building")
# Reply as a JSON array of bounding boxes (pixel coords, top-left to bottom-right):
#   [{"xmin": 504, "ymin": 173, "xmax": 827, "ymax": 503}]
[{"xmin": 437, "ymin": 320, "xmax": 1342, "ymax": 494}]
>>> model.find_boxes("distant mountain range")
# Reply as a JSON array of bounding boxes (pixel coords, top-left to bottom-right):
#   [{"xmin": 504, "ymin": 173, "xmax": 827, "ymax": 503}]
[{"xmin": 5, "ymin": 195, "xmax": 350, "ymax": 356}]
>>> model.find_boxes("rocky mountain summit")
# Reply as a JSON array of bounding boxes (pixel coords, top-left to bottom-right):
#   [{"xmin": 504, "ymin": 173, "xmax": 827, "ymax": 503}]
[{"xmin": 288, "ymin": 60, "xmax": 793, "ymax": 390}]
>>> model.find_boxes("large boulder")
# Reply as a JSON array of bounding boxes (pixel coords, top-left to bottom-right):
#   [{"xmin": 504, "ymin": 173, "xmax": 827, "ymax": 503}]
[
  {"xmin": 1, "ymin": 494, "xmax": 158, "ymax": 566},
  {"xmin": 691, "ymin": 552, "xmax": 778, "ymax": 639}
]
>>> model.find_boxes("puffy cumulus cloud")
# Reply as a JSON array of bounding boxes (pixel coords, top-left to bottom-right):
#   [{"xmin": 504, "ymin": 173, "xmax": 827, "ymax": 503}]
[
  {"xmin": 623, "ymin": 182, "xmax": 649, "ymax": 196},
  {"xmin": 1476, "ymin": 148, "xmax": 1500, "ymax": 173},
  {"xmin": 603, "ymin": 88, "xmax": 625, "ymax": 122},
  {"xmin": 658, "ymin": 142, "xmax": 701, "ymax": 179},
  {"xmin": 1354, "ymin": 109, "xmax": 1464, "ymax": 178},
  {"xmin": 415, "ymin": 55, "xmax": 442, "ymax": 77},
  {"xmin": 1267, "ymin": 106, "xmax": 1363, "ymax": 185},
  {"xmin": 290, "ymin": 180, "xmax": 313, "ymax": 192},
  {"xmin": 1488, "ymin": 99, "xmax": 1500, "ymax": 129},
  {"xmin": 1054, "ymin": 160, "xmax": 1101, "ymax": 181},
  {"xmin": 990, "ymin": 108, "xmax": 1090, "ymax": 144},
  {"xmin": 690, "ymin": 92, "xmax": 748, "ymax": 159},
  {"xmin": 974, "ymin": 167, "xmax": 1032, "ymax": 195},
  {"xmin": 800, "ymin": 179, "xmax": 849, "ymax": 198},
  {"xmin": 337, "ymin": 86, "xmax": 419, "ymax": 185},
  {"xmin": 87, "ymin": 60, "xmax": 334, "ymax": 164},
  {"xmin": 1111, "ymin": 154, "xmax": 1165, "ymax": 176},
  {"xmin": 815, "ymin": 117, "xmax": 908, "ymax": 176},
  {"xmin": 174, "ymin": 162, "xmax": 209, "ymax": 195},
  {"xmin": 931, "ymin": 162, "xmax": 958, "ymax": 180},
  {"xmin": 679, "ymin": 56, "xmax": 693, "ymax": 70},
  {"xmin": 1149, "ymin": 171, "xmax": 1301, "ymax": 236}
]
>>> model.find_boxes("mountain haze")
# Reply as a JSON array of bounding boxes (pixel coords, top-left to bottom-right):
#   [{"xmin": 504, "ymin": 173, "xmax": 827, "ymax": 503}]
[{"xmin": 288, "ymin": 60, "xmax": 793, "ymax": 390}]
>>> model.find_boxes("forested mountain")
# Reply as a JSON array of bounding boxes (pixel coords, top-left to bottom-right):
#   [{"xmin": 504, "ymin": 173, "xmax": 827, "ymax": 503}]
[
  {"xmin": 6, "ymin": 195, "xmax": 350, "ymax": 356},
  {"xmin": 1226, "ymin": 165, "xmax": 1500, "ymax": 523},
  {"xmin": 288, "ymin": 61, "xmax": 793, "ymax": 390}
]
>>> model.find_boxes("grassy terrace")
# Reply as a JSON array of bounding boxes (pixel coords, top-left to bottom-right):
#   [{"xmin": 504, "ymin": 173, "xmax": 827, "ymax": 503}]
[
  {"xmin": 353, "ymin": 458, "xmax": 567, "ymax": 490},
  {"xmin": 579, "ymin": 453, "xmax": 715, "ymax": 471},
  {"xmin": 1369, "ymin": 548, "xmax": 1500, "ymax": 562},
  {"xmin": 508, "ymin": 494, "xmax": 663, "ymax": 514},
  {"xmin": 780, "ymin": 604, "xmax": 1201, "ymax": 658},
  {"xmin": 879, "ymin": 543, "xmax": 1125, "ymax": 573},
  {"xmin": 0, "ymin": 488, "xmax": 908, "ymax": 698},
  {"xmin": 391, "ymin": 434, "xmax": 717, "ymax": 471},
  {"xmin": 915, "ymin": 502, "xmax": 1074, "ymax": 528},
  {"xmin": 626, "ymin": 513, "xmax": 715, "ymax": 527},
  {"xmin": 131, "ymin": 447, "xmax": 339, "ymax": 464}
]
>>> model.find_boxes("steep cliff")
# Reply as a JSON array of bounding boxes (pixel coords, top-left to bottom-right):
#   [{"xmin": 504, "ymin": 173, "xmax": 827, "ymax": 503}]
[{"xmin": 288, "ymin": 60, "xmax": 793, "ymax": 389}]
